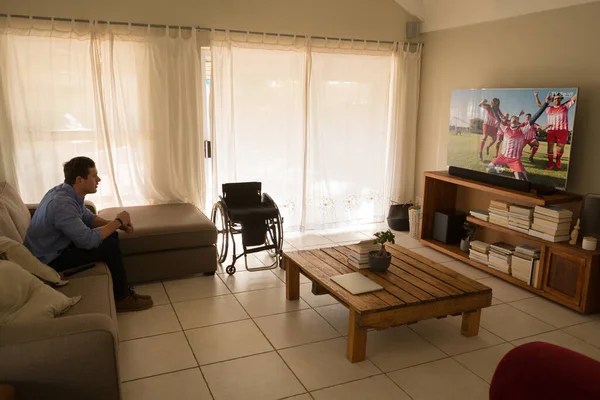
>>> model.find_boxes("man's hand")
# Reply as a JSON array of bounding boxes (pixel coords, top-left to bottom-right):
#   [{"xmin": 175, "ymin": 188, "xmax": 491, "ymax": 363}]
[
  {"xmin": 482, "ymin": 99, "xmax": 488, "ymax": 104},
  {"xmin": 572, "ymin": 94, "xmax": 578, "ymax": 103},
  {"xmin": 545, "ymin": 92, "xmax": 552, "ymax": 103},
  {"xmin": 534, "ymin": 91, "xmax": 538, "ymax": 96},
  {"xmin": 117, "ymin": 211, "xmax": 131, "ymax": 226},
  {"xmin": 120, "ymin": 222, "xmax": 134, "ymax": 234}
]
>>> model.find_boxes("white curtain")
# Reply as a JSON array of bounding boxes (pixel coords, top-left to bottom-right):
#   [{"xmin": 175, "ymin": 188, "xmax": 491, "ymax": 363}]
[
  {"xmin": 0, "ymin": 17, "xmax": 205, "ymax": 209},
  {"xmin": 388, "ymin": 43, "xmax": 422, "ymax": 205},
  {"xmin": 210, "ymin": 32, "xmax": 411, "ymax": 231}
]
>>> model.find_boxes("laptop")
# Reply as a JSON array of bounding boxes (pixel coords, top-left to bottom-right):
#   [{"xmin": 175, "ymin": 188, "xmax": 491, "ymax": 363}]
[{"xmin": 330, "ymin": 272, "xmax": 384, "ymax": 295}]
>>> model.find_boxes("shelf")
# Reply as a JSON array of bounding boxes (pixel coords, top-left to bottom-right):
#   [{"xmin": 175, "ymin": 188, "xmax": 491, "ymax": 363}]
[
  {"xmin": 420, "ymin": 238, "xmax": 546, "ymax": 295},
  {"xmin": 466, "ymin": 216, "xmax": 600, "ymax": 256},
  {"xmin": 425, "ymin": 171, "xmax": 582, "ymax": 206}
]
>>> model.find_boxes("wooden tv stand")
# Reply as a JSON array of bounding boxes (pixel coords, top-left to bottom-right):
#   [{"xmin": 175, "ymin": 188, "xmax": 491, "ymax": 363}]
[{"xmin": 420, "ymin": 171, "xmax": 600, "ymax": 314}]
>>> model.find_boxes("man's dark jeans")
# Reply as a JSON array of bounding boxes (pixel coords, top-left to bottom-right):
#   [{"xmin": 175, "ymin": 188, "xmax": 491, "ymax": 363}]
[{"xmin": 49, "ymin": 232, "xmax": 129, "ymax": 301}]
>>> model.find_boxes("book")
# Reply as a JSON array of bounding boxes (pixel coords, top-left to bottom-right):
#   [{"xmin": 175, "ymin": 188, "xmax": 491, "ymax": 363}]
[
  {"xmin": 509, "ymin": 205, "xmax": 534, "ymax": 217},
  {"xmin": 490, "ymin": 200, "xmax": 511, "ymax": 210},
  {"xmin": 515, "ymin": 244, "xmax": 541, "ymax": 256},
  {"xmin": 508, "ymin": 225, "xmax": 530, "ymax": 234},
  {"xmin": 528, "ymin": 229, "xmax": 570, "ymax": 242},
  {"xmin": 348, "ymin": 241, "xmax": 379, "ymax": 255},
  {"xmin": 531, "ymin": 223, "xmax": 570, "ymax": 236},
  {"xmin": 347, "ymin": 257, "xmax": 370, "ymax": 270},
  {"xmin": 489, "ymin": 217, "xmax": 509, "ymax": 227},
  {"xmin": 533, "ymin": 213, "xmax": 572, "ymax": 224},
  {"xmin": 489, "ymin": 208, "xmax": 510, "ymax": 217},
  {"xmin": 534, "ymin": 206, "xmax": 573, "ymax": 219},
  {"xmin": 348, "ymin": 253, "xmax": 370, "ymax": 263},
  {"xmin": 487, "ymin": 258, "xmax": 510, "ymax": 274},
  {"xmin": 490, "ymin": 242, "xmax": 515, "ymax": 255},
  {"xmin": 470, "ymin": 210, "xmax": 489, "ymax": 222},
  {"xmin": 511, "ymin": 256, "xmax": 535, "ymax": 281},
  {"xmin": 470, "ymin": 240, "xmax": 490, "ymax": 253},
  {"xmin": 513, "ymin": 252, "xmax": 537, "ymax": 261},
  {"xmin": 509, "ymin": 214, "xmax": 533, "ymax": 223},
  {"xmin": 531, "ymin": 260, "xmax": 541, "ymax": 288},
  {"xmin": 532, "ymin": 219, "xmax": 571, "ymax": 230},
  {"xmin": 509, "ymin": 220, "xmax": 532, "ymax": 229}
]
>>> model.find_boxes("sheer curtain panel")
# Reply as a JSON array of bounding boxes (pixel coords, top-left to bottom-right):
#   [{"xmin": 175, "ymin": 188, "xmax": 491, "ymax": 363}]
[{"xmin": 0, "ymin": 17, "xmax": 206, "ymax": 209}]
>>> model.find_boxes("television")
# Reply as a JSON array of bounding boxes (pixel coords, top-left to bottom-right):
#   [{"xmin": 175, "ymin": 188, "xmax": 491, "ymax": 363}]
[{"xmin": 447, "ymin": 88, "xmax": 579, "ymax": 190}]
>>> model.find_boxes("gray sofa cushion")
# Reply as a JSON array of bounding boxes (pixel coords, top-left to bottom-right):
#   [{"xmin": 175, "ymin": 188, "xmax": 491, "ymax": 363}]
[
  {"xmin": 57, "ymin": 263, "xmax": 116, "ymax": 322},
  {"xmin": 0, "ymin": 182, "xmax": 31, "ymax": 243},
  {"xmin": 98, "ymin": 203, "xmax": 217, "ymax": 254}
]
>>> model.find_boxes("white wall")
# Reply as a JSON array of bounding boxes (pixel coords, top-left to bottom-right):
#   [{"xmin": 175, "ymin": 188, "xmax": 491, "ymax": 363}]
[
  {"xmin": 421, "ymin": 0, "xmax": 600, "ymax": 32},
  {"xmin": 2, "ymin": 0, "xmax": 414, "ymax": 41}
]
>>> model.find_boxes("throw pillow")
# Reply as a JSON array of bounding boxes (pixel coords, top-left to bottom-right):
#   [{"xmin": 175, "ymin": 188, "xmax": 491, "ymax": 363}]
[
  {"xmin": 0, "ymin": 260, "xmax": 81, "ymax": 326},
  {"xmin": 0, "ymin": 236, "xmax": 61, "ymax": 284}
]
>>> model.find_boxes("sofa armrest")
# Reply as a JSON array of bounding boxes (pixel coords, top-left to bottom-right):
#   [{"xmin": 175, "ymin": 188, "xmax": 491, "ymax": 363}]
[
  {"xmin": 84, "ymin": 200, "xmax": 97, "ymax": 215},
  {"xmin": 0, "ymin": 314, "xmax": 120, "ymax": 400},
  {"xmin": 24, "ymin": 203, "xmax": 39, "ymax": 217}
]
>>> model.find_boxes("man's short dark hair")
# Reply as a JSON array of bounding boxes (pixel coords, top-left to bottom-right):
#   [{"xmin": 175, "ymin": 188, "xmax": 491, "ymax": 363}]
[
  {"xmin": 526, "ymin": 113, "xmax": 532, "ymax": 117},
  {"xmin": 63, "ymin": 157, "xmax": 95, "ymax": 185}
]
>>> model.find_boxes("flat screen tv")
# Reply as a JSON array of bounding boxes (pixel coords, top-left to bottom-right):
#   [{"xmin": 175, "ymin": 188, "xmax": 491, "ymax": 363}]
[{"xmin": 447, "ymin": 88, "xmax": 579, "ymax": 190}]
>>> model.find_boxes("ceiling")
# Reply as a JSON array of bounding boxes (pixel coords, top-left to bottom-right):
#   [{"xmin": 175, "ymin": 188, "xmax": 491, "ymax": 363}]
[{"xmin": 395, "ymin": 0, "xmax": 600, "ymax": 32}]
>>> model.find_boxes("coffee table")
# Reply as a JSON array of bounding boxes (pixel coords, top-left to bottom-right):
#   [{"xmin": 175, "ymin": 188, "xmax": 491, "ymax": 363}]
[{"xmin": 284, "ymin": 244, "xmax": 492, "ymax": 362}]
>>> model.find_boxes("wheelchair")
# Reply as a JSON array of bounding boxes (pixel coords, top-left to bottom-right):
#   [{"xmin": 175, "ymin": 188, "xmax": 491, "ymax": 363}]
[{"xmin": 211, "ymin": 182, "xmax": 284, "ymax": 275}]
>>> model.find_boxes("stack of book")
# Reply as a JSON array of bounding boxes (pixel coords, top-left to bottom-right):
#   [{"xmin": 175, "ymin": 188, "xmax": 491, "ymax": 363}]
[
  {"xmin": 469, "ymin": 210, "xmax": 489, "ymax": 222},
  {"xmin": 487, "ymin": 242, "xmax": 515, "ymax": 274},
  {"xmin": 529, "ymin": 206, "xmax": 573, "ymax": 242},
  {"xmin": 347, "ymin": 240, "xmax": 380, "ymax": 269},
  {"xmin": 488, "ymin": 200, "xmax": 511, "ymax": 227},
  {"xmin": 469, "ymin": 240, "xmax": 490, "ymax": 264},
  {"xmin": 508, "ymin": 205, "xmax": 534, "ymax": 234},
  {"xmin": 511, "ymin": 245, "xmax": 541, "ymax": 286}
]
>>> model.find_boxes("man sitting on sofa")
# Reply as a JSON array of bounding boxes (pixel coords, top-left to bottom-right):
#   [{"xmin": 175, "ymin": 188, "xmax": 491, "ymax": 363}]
[{"xmin": 24, "ymin": 156, "xmax": 153, "ymax": 312}]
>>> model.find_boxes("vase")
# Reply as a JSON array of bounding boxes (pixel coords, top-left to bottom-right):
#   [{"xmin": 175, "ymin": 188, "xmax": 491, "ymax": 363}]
[
  {"xmin": 368, "ymin": 250, "xmax": 392, "ymax": 272},
  {"xmin": 460, "ymin": 238, "xmax": 470, "ymax": 253}
]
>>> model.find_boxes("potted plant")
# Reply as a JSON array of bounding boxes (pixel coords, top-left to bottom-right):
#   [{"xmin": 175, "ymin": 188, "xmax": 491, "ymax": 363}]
[
  {"xmin": 460, "ymin": 221, "xmax": 477, "ymax": 252},
  {"xmin": 368, "ymin": 230, "xmax": 396, "ymax": 272}
]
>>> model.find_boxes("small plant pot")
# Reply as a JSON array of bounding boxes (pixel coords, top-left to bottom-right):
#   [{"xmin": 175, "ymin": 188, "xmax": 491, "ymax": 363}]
[
  {"xmin": 368, "ymin": 250, "xmax": 392, "ymax": 272},
  {"xmin": 460, "ymin": 238, "xmax": 470, "ymax": 253}
]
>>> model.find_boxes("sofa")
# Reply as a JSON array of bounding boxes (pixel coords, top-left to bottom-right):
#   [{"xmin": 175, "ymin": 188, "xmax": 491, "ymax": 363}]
[{"xmin": 0, "ymin": 181, "xmax": 217, "ymax": 399}]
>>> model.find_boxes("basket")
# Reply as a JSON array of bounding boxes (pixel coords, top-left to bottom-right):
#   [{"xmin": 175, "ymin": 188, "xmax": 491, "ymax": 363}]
[{"xmin": 408, "ymin": 207, "xmax": 422, "ymax": 239}]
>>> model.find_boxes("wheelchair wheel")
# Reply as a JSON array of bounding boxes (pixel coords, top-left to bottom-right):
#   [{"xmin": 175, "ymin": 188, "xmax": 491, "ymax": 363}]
[
  {"xmin": 226, "ymin": 265, "xmax": 236, "ymax": 275},
  {"xmin": 211, "ymin": 201, "xmax": 229, "ymax": 264},
  {"xmin": 266, "ymin": 215, "xmax": 284, "ymax": 257}
]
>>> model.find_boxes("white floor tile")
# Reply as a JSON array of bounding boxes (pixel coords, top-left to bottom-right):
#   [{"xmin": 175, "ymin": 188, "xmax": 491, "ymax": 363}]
[
  {"xmin": 388, "ymin": 358, "xmax": 489, "ymax": 400},
  {"xmin": 311, "ymin": 374, "xmax": 411, "ymax": 400},
  {"xmin": 315, "ymin": 303, "xmax": 349, "ymax": 335},
  {"xmin": 235, "ymin": 286, "xmax": 310, "ymax": 318},
  {"xmin": 163, "ymin": 275, "xmax": 230, "ymax": 303},
  {"xmin": 186, "ymin": 319, "xmax": 273, "ymax": 365},
  {"xmin": 476, "ymin": 277, "xmax": 536, "ymax": 303},
  {"xmin": 271, "ymin": 266, "xmax": 311, "ymax": 284},
  {"xmin": 366, "ymin": 326, "xmax": 447, "ymax": 372},
  {"xmin": 509, "ymin": 296, "xmax": 595, "ymax": 328},
  {"xmin": 202, "ymin": 352, "xmax": 305, "ymax": 400},
  {"xmin": 564, "ymin": 320, "xmax": 600, "ymax": 348},
  {"xmin": 409, "ymin": 315, "xmax": 504, "ymax": 356},
  {"xmin": 300, "ymin": 282, "xmax": 339, "ymax": 308},
  {"xmin": 285, "ymin": 233, "xmax": 334, "ymax": 249},
  {"xmin": 279, "ymin": 337, "xmax": 381, "ymax": 391},
  {"xmin": 118, "ymin": 304, "xmax": 181, "ymax": 341},
  {"xmin": 132, "ymin": 282, "xmax": 169, "ymax": 306},
  {"xmin": 442, "ymin": 260, "xmax": 492, "ymax": 280},
  {"xmin": 285, "ymin": 395, "xmax": 313, "ymax": 400},
  {"xmin": 320, "ymin": 230, "xmax": 370, "ymax": 243},
  {"xmin": 453, "ymin": 343, "xmax": 515, "ymax": 383},
  {"xmin": 220, "ymin": 270, "xmax": 285, "ymax": 293},
  {"xmin": 217, "ymin": 254, "xmax": 265, "ymax": 274},
  {"xmin": 172, "ymin": 294, "xmax": 249, "ymax": 330},
  {"xmin": 491, "ymin": 297, "xmax": 503, "ymax": 305},
  {"xmin": 410, "ymin": 247, "xmax": 454, "ymax": 263},
  {"xmin": 480, "ymin": 304, "xmax": 555, "ymax": 341},
  {"xmin": 512, "ymin": 330, "xmax": 600, "ymax": 362},
  {"xmin": 121, "ymin": 368, "xmax": 211, "ymax": 400},
  {"xmin": 119, "ymin": 332, "xmax": 197, "ymax": 382},
  {"xmin": 254, "ymin": 309, "xmax": 340, "ymax": 349},
  {"xmin": 393, "ymin": 235, "xmax": 424, "ymax": 249}
]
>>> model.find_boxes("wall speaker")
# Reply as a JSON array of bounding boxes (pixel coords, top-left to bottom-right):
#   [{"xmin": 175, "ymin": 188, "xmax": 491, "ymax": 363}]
[
  {"xmin": 406, "ymin": 21, "xmax": 420, "ymax": 40},
  {"xmin": 580, "ymin": 194, "xmax": 600, "ymax": 239}
]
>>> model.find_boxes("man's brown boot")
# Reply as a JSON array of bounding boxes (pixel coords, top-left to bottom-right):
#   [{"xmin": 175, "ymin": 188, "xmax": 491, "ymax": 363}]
[{"xmin": 116, "ymin": 294, "xmax": 153, "ymax": 312}]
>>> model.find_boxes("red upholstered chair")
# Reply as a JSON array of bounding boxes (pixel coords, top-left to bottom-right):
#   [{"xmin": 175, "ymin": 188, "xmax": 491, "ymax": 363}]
[{"xmin": 490, "ymin": 342, "xmax": 600, "ymax": 400}]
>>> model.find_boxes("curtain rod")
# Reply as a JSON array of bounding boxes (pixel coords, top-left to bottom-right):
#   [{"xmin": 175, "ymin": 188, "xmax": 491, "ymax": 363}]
[{"xmin": 0, "ymin": 13, "xmax": 422, "ymax": 46}]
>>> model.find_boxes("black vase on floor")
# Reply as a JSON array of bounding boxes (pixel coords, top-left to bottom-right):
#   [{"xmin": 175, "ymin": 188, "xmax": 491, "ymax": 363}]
[{"xmin": 387, "ymin": 203, "xmax": 412, "ymax": 231}]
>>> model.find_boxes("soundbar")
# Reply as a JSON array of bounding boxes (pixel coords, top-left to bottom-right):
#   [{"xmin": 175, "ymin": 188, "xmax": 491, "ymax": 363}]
[{"xmin": 448, "ymin": 166, "xmax": 532, "ymax": 193}]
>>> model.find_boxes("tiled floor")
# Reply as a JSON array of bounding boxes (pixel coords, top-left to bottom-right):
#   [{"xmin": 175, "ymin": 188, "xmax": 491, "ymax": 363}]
[{"xmin": 120, "ymin": 223, "xmax": 600, "ymax": 400}]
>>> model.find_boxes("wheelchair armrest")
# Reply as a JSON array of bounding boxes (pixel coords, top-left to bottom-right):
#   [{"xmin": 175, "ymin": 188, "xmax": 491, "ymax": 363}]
[{"xmin": 262, "ymin": 193, "xmax": 277, "ymax": 208}]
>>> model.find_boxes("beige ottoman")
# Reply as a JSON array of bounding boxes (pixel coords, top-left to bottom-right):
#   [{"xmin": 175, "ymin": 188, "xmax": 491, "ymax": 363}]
[{"xmin": 99, "ymin": 203, "xmax": 217, "ymax": 283}]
